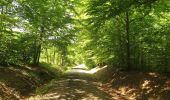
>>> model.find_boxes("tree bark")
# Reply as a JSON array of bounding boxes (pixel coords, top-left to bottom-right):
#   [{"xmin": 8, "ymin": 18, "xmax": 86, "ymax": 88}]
[
  {"xmin": 45, "ymin": 48, "xmax": 49, "ymax": 63},
  {"xmin": 53, "ymin": 47, "xmax": 56, "ymax": 64},
  {"xmin": 33, "ymin": 26, "xmax": 44, "ymax": 65},
  {"xmin": 125, "ymin": 11, "xmax": 131, "ymax": 70}
]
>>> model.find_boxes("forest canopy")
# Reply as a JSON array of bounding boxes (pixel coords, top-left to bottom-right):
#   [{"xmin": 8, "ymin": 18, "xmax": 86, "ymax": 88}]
[{"xmin": 0, "ymin": 0, "xmax": 170, "ymax": 72}]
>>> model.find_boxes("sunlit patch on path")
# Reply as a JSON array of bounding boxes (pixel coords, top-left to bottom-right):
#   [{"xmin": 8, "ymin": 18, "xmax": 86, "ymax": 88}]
[
  {"xmin": 29, "ymin": 65, "xmax": 113, "ymax": 100},
  {"xmin": 66, "ymin": 64, "xmax": 108, "ymax": 75}
]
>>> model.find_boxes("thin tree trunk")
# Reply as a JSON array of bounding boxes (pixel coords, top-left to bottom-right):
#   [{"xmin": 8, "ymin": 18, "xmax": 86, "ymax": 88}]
[
  {"xmin": 36, "ymin": 44, "xmax": 41, "ymax": 64},
  {"xmin": 33, "ymin": 26, "xmax": 44, "ymax": 65},
  {"xmin": 33, "ymin": 41, "xmax": 38, "ymax": 64},
  {"xmin": 53, "ymin": 47, "xmax": 56, "ymax": 64},
  {"xmin": 46, "ymin": 48, "xmax": 49, "ymax": 63},
  {"xmin": 125, "ymin": 11, "xmax": 131, "ymax": 70},
  {"xmin": 36, "ymin": 26, "xmax": 44, "ymax": 64}
]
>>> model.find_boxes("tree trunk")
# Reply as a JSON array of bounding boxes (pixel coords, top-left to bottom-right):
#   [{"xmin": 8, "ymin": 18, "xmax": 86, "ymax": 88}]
[
  {"xmin": 53, "ymin": 47, "xmax": 56, "ymax": 64},
  {"xmin": 125, "ymin": 11, "xmax": 131, "ymax": 70},
  {"xmin": 46, "ymin": 48, "xmax": 49, "ymax": 63},
  {"xmin": 36, "ymin": 44, "xmax": 41, "ymax": 64},
  {"xmin": 33, "ymin": 41, "xmax": 38, "ymax": 65},
  {"xmin": 33, "ymin": 26, "xmax": 44, "ymax": 65}
]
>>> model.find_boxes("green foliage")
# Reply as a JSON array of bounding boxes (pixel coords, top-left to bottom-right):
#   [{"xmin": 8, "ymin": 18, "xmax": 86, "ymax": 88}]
[
  {"xmin": 70, "ymin": 0, "xmax": 170, "ymax": 72},
  {"xmin": 35, "ymin": 79, "xmax": 56, "ymax": 95},
  {"xmin": 0, "ymin": 0, "xmax": 170, "ymax": 73},
  {"xmin": 0, "ymin": 0, "xmax": 75, "ymax": 66}
]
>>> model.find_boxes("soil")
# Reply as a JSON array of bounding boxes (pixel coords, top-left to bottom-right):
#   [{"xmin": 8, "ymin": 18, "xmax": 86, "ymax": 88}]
[
  {"xmin": 0, "ymin": 65, "xmax": 170, "ymax": 100},
  {"xmin": 93, "ymin": 67, "xmax": 170, "ymax": 100},
  {"xmin": 0, "ymin": 65, "xmax": 56, "ymax": 100},
  {"xmin": 30, "ymin": 73, "xmax": 113, "ymax": 100},
  {"xmin": 30, "ymin": 67, "xmax": 170, "ymax": 100}
]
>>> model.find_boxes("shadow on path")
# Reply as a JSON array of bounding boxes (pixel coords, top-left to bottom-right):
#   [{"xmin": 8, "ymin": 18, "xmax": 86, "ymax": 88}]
[{"xmin": 32, "ymin": 67, "xmax": 113, "ymax": 100}]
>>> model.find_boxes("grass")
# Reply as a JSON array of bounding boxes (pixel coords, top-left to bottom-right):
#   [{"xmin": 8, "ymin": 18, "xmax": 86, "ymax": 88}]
[
  {"xmin": 35, "ymin": 79, "xmax": 57, "ymax": 95},
  {"xmin": 0, "ymin": 62, "xmax": 65, "ymax": 99},
  {"xmin": 39, "ymin": 62, "xmax": 64, "ymax": 77}
]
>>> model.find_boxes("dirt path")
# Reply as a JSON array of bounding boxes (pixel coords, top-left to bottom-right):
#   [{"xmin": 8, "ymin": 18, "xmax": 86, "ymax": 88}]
[{"xmin": 30, "ymin": 68, "xmax": 113, "ymax": 100}]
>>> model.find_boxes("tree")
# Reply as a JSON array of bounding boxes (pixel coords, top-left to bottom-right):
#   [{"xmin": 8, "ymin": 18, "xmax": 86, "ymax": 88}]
[
  {"xmin": 77, "ymin": 0, "xmax": 170, "ymax": 72},
  {"xmin": 17, "ymin": 0, "xmax": 73, "ymax": 65}
]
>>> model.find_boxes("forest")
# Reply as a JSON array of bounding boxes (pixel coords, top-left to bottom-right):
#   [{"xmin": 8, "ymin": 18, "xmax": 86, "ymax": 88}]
[{"xmin": 0, "ymin": 0, "xmax": 170, "ymax": 99}]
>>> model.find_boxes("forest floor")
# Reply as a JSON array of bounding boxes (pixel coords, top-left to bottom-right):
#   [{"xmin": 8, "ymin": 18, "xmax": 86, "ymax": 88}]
[
  {"xmin": 0, "ymin": 65, "xmax": 170, "ymax": 100},
  {"xmin": 28, "ymin": 66, "xmax": 170, "ymax": 100},
  {"xmin": 28, "ymin": 67, "xmax": 113, "ymax": 100},
  {"xmin": 0, "ymin": 64, "xmax": 61, "ymax": 100}
]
